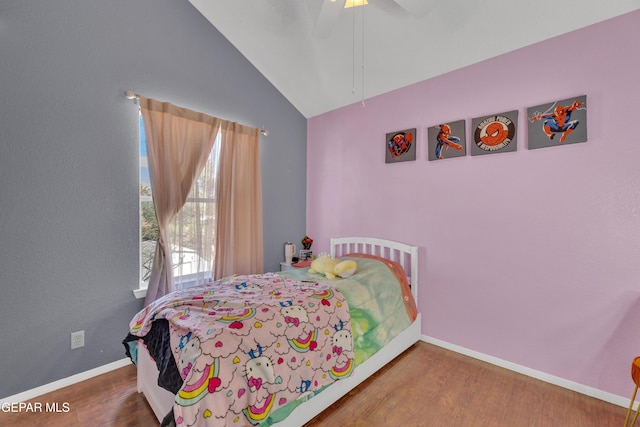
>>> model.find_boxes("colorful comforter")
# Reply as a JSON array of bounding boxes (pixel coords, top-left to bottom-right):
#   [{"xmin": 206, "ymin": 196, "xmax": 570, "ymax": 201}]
[
  {"xmin": 280, "ymin": 254, "xmax": 417, "ymax": 366},
  {"xmin": 125, "ymin": 255, "xmax": 417, "ymax": 427}
]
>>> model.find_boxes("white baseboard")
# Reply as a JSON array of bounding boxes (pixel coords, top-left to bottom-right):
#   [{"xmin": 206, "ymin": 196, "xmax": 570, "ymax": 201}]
[
  {"xmin": 3, "ymin": 339, "xmax": 633, "ymax": 410},
  {"xmin": 0, "ymin": 358, "xmax": 132, "ymax": 404},
  {"xmin": 421, "ymin": 335, "xmax": 632, "ymax": 408}
]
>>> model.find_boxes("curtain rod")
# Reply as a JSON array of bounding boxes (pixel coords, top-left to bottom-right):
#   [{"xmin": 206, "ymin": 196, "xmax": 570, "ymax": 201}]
[{"xmin": 124, "ymin": 90, "xmax": 269, "ymax": 136}]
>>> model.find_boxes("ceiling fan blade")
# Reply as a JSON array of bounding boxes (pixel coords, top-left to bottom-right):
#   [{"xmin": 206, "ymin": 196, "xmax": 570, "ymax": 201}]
[
  {"xmin": 392, "ymin": 0, "xmax": 433, "ymax": 18},
  {"xmin": 313, "ymin": 0, "xmax": 346, "ymax": 38}
]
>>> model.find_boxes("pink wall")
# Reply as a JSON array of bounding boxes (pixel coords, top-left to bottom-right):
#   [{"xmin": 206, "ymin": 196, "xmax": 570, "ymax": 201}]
[{"xmin": 307, "ymin": 10, "xmax": 640, "ymax": 398}]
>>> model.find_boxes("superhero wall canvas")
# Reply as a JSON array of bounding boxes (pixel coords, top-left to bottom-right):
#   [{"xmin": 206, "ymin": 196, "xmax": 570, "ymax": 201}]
[
  {"xmin": 527, "ymin": 95, "xmax": 587, "ymax": 149},
  {"xmin": 385, "ymin": 128, "xmax": 416, "ymax": 163},
  {"xmin": 470, "ymin": 110, "xmax": 519, "ymax": 156},
  {"xmin": 427, "ymin": 119, "xmax": 466, "ymax": 161}
]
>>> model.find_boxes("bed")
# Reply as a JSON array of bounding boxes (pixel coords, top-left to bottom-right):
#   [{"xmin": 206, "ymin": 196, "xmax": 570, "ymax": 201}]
[{"xmin": 124, "ymin": 237, "xmax": 421, "ymax": 426}]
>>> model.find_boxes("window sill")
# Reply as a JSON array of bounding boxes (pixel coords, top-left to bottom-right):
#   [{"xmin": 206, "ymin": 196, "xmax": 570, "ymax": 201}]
[
  {"xmin": 133, "ymin": 287, "xmax": 147, "ymax": 299},
  {"xmin": 132, "ymin": 273, "xmax": 213, "ymax": 300}
]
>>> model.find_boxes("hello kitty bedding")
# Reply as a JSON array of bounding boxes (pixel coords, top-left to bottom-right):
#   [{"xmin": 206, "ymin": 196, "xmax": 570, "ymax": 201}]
[{"xmin": 124, "ymin": 255, "xmax": 417, "ymax": 427}]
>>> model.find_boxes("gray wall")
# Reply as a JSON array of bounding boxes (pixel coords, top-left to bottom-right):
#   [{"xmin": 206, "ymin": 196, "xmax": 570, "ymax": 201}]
[{"xmin": 0, "ymin": 0, "xmax": 306, "ymax": 398}]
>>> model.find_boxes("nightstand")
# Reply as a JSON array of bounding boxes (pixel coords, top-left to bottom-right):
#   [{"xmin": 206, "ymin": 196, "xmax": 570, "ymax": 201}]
[
  {"xmin": 280, "ymin": 262, "xmax": 294, "ymax": 271},
  {"xmin": 280, "ymin": 260, "xmax": 312, "ymax": 271}
]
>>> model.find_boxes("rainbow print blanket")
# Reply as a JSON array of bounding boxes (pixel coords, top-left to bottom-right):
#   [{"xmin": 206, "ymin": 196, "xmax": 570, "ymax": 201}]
[{"xmin": 128, "ymin": 273, "xmax": 354, "ymax": 427}]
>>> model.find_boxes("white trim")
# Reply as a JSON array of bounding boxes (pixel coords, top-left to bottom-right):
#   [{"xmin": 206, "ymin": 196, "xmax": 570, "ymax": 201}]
[
  {"xmin": 0, "ymin": 358, "xmax": 131, "ymax": 404},
  {"xmin": 133, "ymin": 287, "xmax": 147, "ymax": 299},
  {"xmin": 2, "ymin": 335, "xmax": 629, "ymax": 411},
  {"xmin": 421, "ymin": 335, "xmax": 632, "ymax": 408}
]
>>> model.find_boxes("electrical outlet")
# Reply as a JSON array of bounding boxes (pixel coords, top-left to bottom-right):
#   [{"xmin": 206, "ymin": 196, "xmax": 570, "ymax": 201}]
[{"xmin": 71, "ymin": 330, "xmax": 85, "ymax": 350}]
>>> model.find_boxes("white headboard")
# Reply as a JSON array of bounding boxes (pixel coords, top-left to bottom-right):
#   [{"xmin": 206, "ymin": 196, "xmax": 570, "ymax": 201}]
[{"xmin": 330, "ymin": 237, "xmax": 419, "ymax": 302}]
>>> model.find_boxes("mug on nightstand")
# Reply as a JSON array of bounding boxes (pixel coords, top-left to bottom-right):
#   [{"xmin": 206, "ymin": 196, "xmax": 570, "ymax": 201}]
[{"xmin": 284, "ymin": 242, "xmax": 296, "ymax": 264}]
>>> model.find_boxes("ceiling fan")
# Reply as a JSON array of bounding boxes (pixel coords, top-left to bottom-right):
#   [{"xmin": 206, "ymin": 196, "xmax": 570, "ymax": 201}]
[{"xmin": 312, "ymin": 0, "xmax": 431, "ymax": 38}]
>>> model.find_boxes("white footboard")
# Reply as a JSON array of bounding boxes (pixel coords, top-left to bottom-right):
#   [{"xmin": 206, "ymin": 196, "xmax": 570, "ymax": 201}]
[{"xmin": 137, "ymin": 344, "xmax": 175, "ymax": 421}]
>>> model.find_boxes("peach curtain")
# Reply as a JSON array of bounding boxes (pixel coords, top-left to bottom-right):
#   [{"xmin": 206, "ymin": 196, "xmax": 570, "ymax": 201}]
[
  {"xmin": 214, "ymin": 121, "xmax": 264, "ymax": 279},
  {"xmin": 140, "ymin": 97, "xmax": 220, "ymax": 305}
]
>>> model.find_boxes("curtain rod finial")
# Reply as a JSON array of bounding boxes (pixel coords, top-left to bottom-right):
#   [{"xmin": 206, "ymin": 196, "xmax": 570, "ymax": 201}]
[
  {"xmin": 124, "ymin": 90, "xmax": 138, "ymax": 100},
  {"xmin": 260, "ymin": 127, "xmax": 269, "ymax": 136}
]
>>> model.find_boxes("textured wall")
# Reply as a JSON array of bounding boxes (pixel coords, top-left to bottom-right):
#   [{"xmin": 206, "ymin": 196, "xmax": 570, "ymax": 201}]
[
  {"xmin": 0, "ymin": 0, "xmax": 306, "ymax": 398},
  {"xmin": 307, "ymin": 10, "xmax": 640, "ymax": 399}
]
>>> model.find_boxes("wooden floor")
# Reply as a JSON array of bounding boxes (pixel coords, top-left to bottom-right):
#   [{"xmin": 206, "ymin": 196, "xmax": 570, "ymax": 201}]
[{"xmin": 0, "ymin": 341, "xmax": 631, "ymax": 426}]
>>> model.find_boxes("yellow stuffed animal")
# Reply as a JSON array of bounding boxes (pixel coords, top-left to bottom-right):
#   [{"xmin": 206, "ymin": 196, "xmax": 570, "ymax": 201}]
[
  {"xmin": 308, "ymin": 254, "xmax": 357, "ymax": 280},
  {"xmin": 334, "ymin": 259, "xmax": 357, "ymax": 278}
]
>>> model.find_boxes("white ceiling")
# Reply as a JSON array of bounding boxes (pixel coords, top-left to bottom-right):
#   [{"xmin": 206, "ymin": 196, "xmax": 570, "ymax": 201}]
[{"xmin": 189, "ymin": 0, "xmax": 640, "ymax": 118}]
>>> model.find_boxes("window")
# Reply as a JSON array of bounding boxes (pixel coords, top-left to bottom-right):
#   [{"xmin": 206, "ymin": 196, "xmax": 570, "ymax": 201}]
[
  {"xmin": 139, "ymin": 114, "xmax": 156, "ymax": 292},
  {"xmin": 136, "ymin": 114, "xmax": 220, "ymax": 298}
]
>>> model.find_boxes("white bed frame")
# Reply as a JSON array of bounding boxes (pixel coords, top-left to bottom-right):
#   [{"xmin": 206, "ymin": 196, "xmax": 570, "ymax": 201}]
[{"xmin": 137, "ymin": 237, "xmax": 421, "ymax": 425}]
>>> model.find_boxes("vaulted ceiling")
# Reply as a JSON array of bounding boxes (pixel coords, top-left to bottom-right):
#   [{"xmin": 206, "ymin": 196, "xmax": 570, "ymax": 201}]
[{"xmin": 189, "ymin": 0, "xmax": 640, "ymax": 118}]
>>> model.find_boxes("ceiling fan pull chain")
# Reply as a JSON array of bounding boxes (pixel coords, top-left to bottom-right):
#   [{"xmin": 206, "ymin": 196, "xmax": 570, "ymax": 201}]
[
  {"xmin": 352, "ymin": 3, "xmax": 356, "ymax": 95},
  {"xmin": 361, "ymin": 2, "xmax": 365, "ymax": 107}
]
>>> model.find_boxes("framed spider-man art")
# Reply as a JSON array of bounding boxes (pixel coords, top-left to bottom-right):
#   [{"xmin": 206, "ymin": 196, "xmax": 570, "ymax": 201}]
[
  {"xmin": 385, "ymin": 128, "xmax": 416, "ymax": 163},
  {"xmin": 427, "ymin": 119, "xmax": 466, "ymax": 161},
  {"xmin": 527, "ymin": 95, "xmax": 587, "ymax": 149},
  {"xmin": 470, "ymin": 110, "xmax": 519, "ymax": 156}
]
